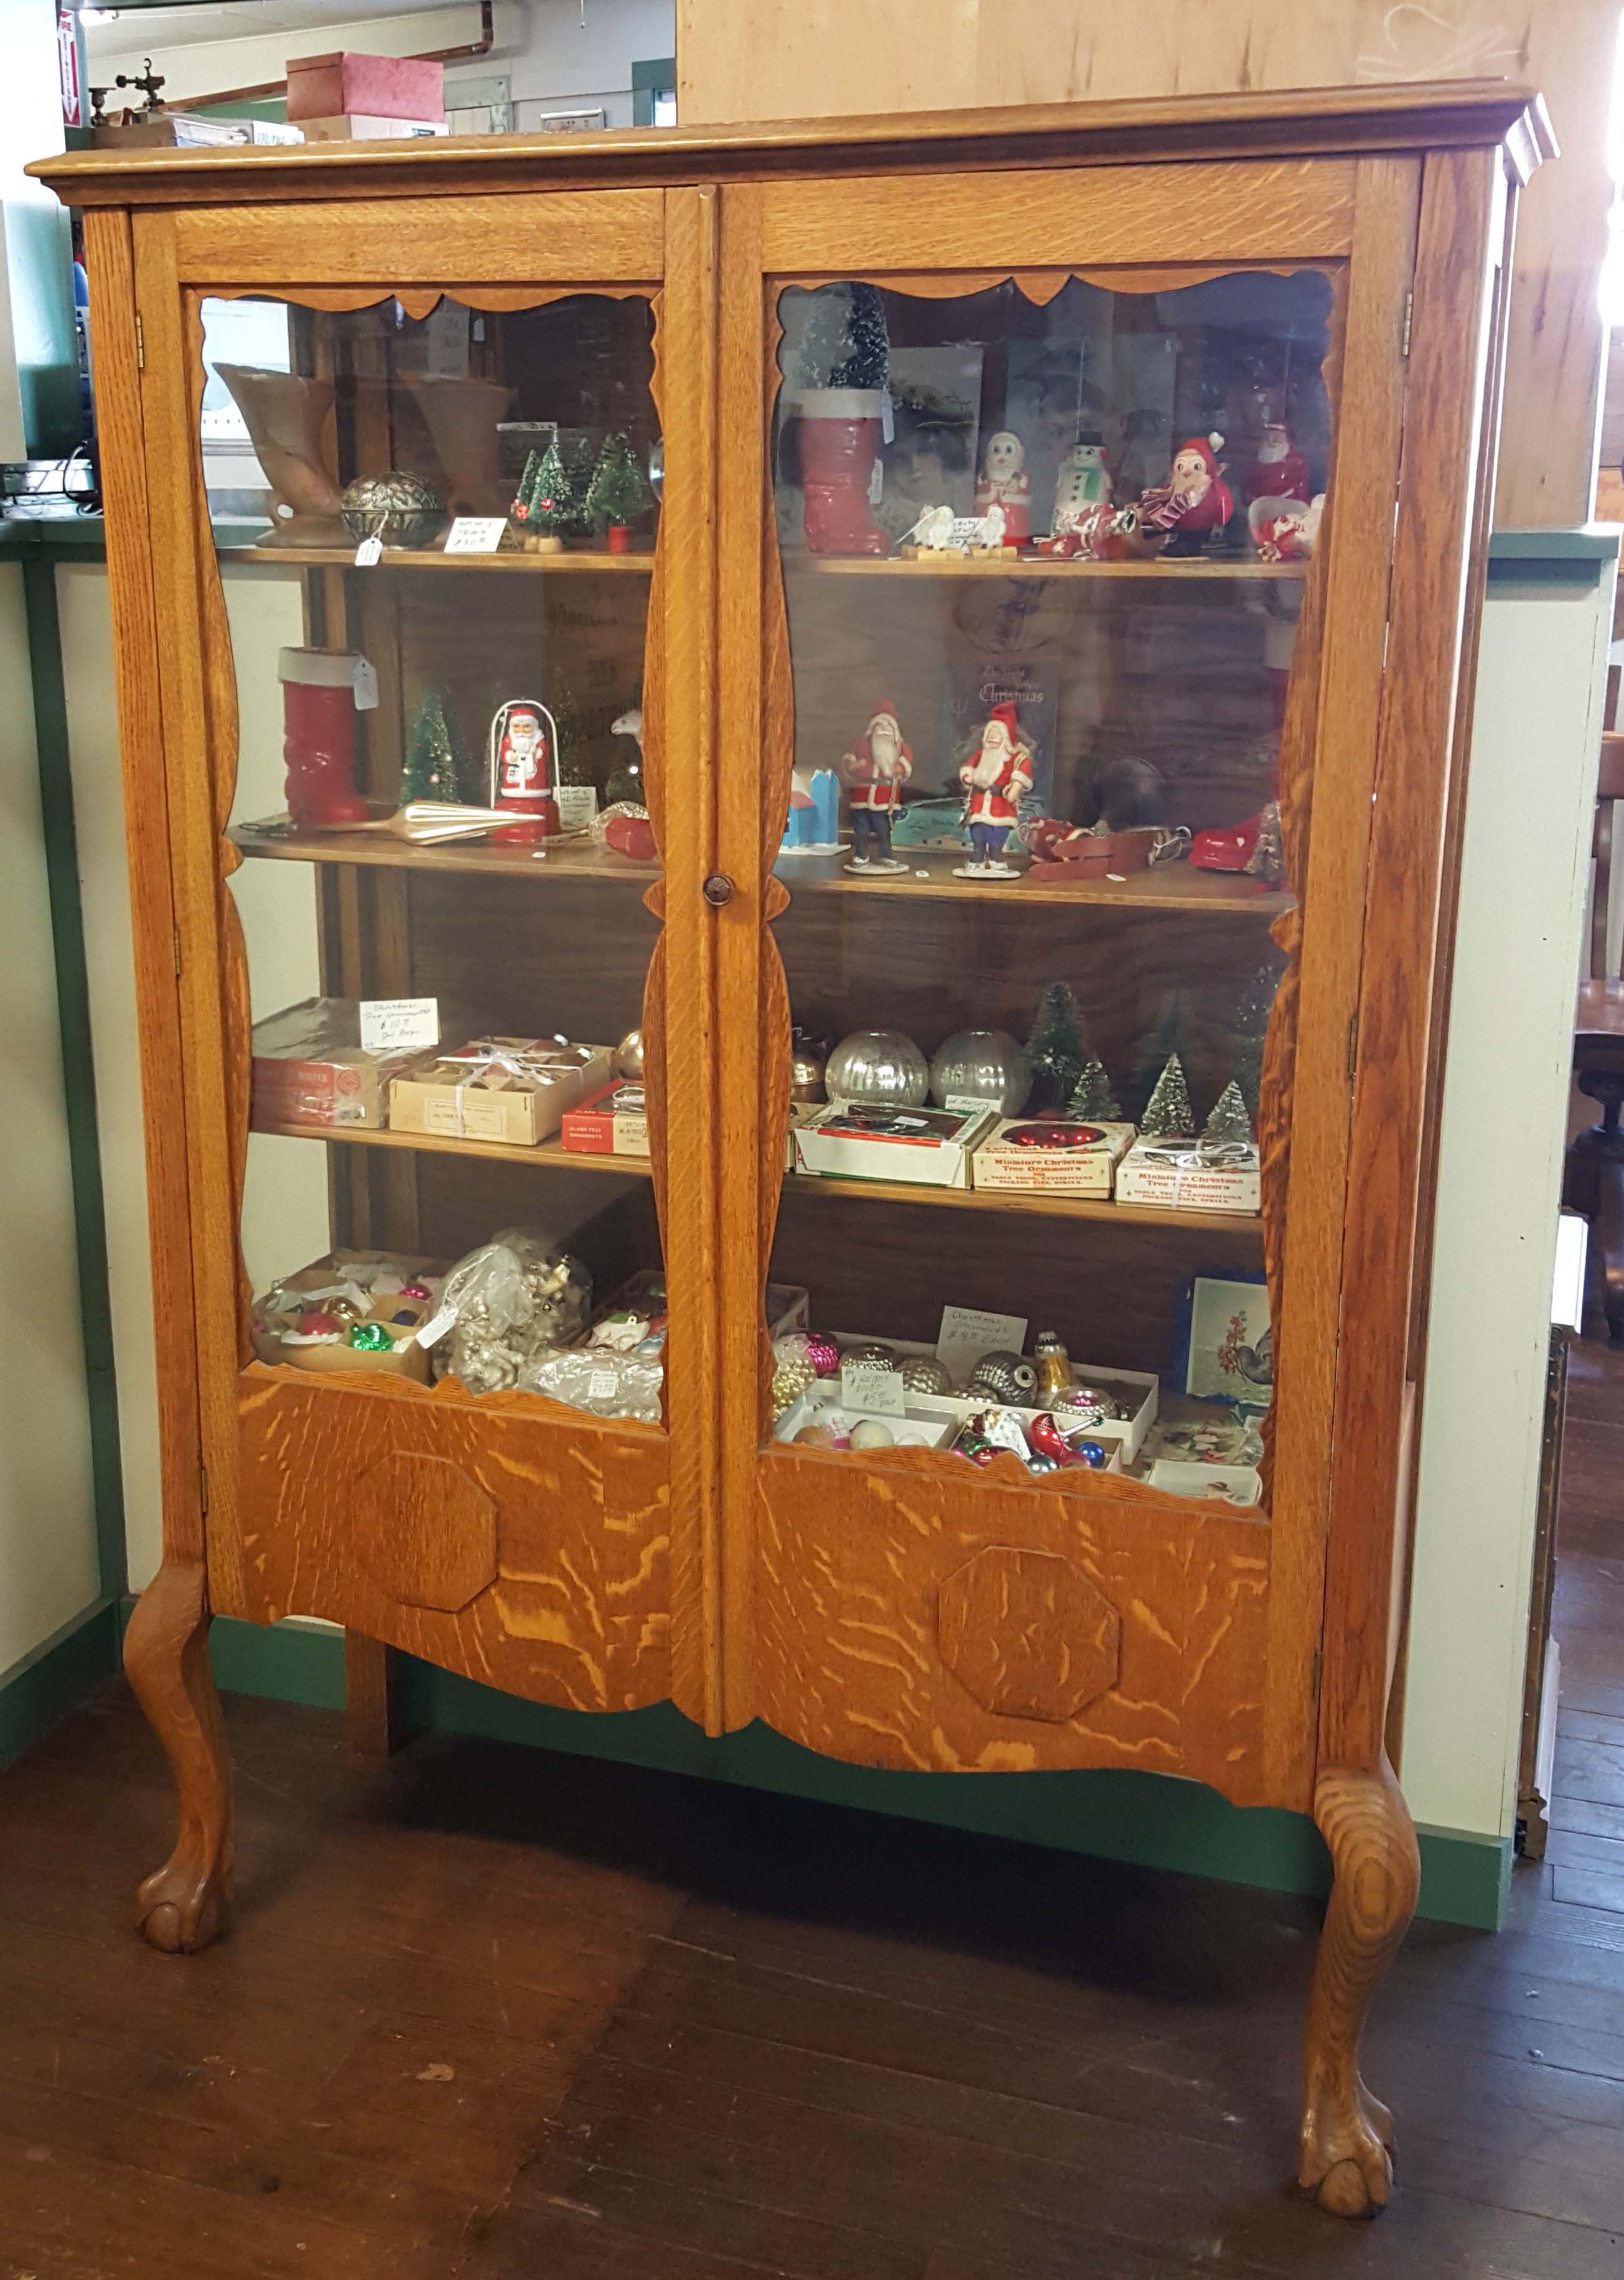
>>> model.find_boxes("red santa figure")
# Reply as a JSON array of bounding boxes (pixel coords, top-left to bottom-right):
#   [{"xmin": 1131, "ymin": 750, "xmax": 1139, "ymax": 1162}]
[
  {"xmin": 974, "ymin": 431, "xmax": 1034, "ymax": 544},
  {"xmin": 1138, "ymin": 432, "xmax": 1235, "ymax": 557},
  {"xmin": 840, "ymin": 701, "xmax": 913, "ymax": 873},
  {"xmin": 955, "ymin": 702, "xmax": 1033, "ymax": 879},
  {"xmin": 488, "ymin": 698, "xmax": 561, "ymax": 845},
  {"xmin": 1244, "ymin": 421, "xmax": 1311, "ymax": 508}
]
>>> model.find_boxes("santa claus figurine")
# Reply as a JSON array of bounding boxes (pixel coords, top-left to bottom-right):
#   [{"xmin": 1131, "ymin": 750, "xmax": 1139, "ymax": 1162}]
[
  {"xmin": 954, "ymin": 703, "xmax": 1033, "ymax": 879},
  {"xmin": 488, "ymin": 698, "xmax": 561, "ymax": 846},
  {"xmin": 840, "ymin": 701, "xmax": 913, "ymax": 872},
  {"xmin": 1244, "ymin": 421, "xmax": 1311, "ymax": 508},
  {"xmin": 974, "ymin": 431, "xmax": 1034, "ymax": 544},
  {"xmin": 1138, "ymin": 433, "xmax": 1235, "ymax": 557}
]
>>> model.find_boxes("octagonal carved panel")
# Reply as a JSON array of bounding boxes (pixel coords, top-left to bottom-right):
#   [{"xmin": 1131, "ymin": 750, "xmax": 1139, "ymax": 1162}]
[
  {"xmin": 350, "ymin": 1451, "xmax": 497, "ymax": 1612},
  {"xmin": 938, "ymin": 1545, "xmax": 1120, "ymax": 1722}
]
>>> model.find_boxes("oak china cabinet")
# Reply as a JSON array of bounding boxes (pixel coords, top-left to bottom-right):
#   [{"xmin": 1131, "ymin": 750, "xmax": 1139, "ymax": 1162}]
[{"xmin": 34, "ymin": 80, "xmax": 1547, "ymax": 2217}]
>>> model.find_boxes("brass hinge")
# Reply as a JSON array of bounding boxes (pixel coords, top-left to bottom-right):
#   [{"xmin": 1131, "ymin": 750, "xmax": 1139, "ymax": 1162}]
[
  {"xmin": 135, "ymin": 312, "xmax": 145, "ymax": 370},
  {"xmin": 199, "ymin": 1462, "xmax": 209, "ymax": 1517},
  {"xmin": 1346, "ymin": 1011, "xmax": 1359, "ymax": 1086},
  {"xmin": 1401, "ymin": 292, "xmax": 1413, "ymax": 360}
]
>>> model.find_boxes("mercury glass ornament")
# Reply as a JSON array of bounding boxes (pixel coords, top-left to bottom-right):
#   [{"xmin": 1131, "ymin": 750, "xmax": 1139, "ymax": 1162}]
[
  {"xmin": 1055, "ymin": 1384, "xmax": 1126, "ymax": 1430},
  {"xmin": 842, "ymin": 1342, "xmax": 896, "ymax": 1368},
  {"xmin": 901, "ymin": 1355, "xmax": 952, "ymax": 1397},
  {"xmin": 825, "ymin": 1029, "xmax": 929, "ymax": 1107},
  {"xmin": 340, "ymin": 471, "xmax": 445, "ymax": 549},
  {"xmin": 772, "ymin": 1357, "xmax": 816, "ymax": 1417},
  {"xmin": 928, "ymin": 1028, "xmax": 1032, "ymax": 1117},
  {"xmin": 1033, "ymin": 1330, "xmax": 1075, "ymax": 1407},
  {"xmin": 849, "ymin": 1419, "xmax": 895, "ymax": 1450},
  {"xmin": 968, "ymin": 1350, "xmax": 1040, "ymax": 1403},
  {"xmin": 789, "ymin": 1028, "xmax": 828, "ymax": 1105},
  {"xmin": 616, "ymin": 1028, "xmax": 645, "ymax": 1080},
  {"xmin": 803, "ymin": 1333, "xmax": 841, "ymax": 1378}
]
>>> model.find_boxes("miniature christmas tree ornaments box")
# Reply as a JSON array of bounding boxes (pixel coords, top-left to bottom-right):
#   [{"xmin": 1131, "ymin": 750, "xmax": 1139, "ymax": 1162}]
[{"xmin": 1115, "ymin": 1060, "xmax": 1262, "ymax": 1214}]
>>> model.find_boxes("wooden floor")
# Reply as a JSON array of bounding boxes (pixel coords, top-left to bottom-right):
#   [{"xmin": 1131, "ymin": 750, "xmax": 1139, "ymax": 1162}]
[{"xmin": 4, "ymin": 1353, "xmax": 1624, "ymax": 2278}]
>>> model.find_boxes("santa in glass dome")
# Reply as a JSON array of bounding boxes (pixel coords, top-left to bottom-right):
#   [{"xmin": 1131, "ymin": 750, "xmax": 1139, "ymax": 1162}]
[{"xmin": 956, "ymin": 702, "xmax": 1033, "ymax": 880}]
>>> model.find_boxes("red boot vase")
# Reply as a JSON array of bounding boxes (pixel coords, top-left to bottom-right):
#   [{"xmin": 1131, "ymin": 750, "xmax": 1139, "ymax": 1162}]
[
  {"xmin": 278, "ymin": 648, "xmax": 371, "ymax": 831},
  {"xmin": 796, "ymin": 388, "xmax": 890, "ymax": 556}
]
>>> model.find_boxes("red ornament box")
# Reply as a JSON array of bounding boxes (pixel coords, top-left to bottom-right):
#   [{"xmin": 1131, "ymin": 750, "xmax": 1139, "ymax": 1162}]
[{"xmin": 286, "ymin": 50, "xmax": 444, "ymax": 124}]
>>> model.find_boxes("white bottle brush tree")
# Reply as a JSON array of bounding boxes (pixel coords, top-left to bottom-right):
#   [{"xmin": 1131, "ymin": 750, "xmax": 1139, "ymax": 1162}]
[{"xmin": 1139, "ymin": 1053, "xmax": 1196, "ymax": 1140}]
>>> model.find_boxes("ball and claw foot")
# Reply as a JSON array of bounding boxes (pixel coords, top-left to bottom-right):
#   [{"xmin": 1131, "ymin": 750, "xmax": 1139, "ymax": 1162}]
[
  {"xmin": 1299, "ymin": 1756, "xmax": 1418, "ymax": 2218},
  {"xmin": 124, "ymin": 1559, "xmax": 234, "ymax": 1955}
]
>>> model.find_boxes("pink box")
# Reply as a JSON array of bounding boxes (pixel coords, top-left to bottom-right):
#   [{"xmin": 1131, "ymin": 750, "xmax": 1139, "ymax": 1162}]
[{"xmin": 286, "ymin": 51, "xmax": 445, "ymax": 124}]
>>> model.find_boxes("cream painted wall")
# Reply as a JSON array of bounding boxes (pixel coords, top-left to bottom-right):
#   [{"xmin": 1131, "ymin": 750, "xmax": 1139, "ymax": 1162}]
[
  {"xmin": 1402, "ymin": 560, "xmax": 1617, "ymax": 1842},
  {"xmin": 0, "ymin": 562, "xmax": 100, "ymax": 1672}
]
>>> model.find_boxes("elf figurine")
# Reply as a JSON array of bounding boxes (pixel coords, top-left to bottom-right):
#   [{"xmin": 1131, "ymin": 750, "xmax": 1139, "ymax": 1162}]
[
  {"xmin": 954, "ymin": 702, "xmax": 1033, "ymax": 880},
  {"xmin": 488, "ymin": 698, "xmax": 561, "ymax": 845},
  {"xmin": 974, "ymin": 431, "xmax": 1034, "ymax": 544},
  {"xmin": 1138, "ymin": 432, "xmax": 1235, "ymax": 557},
  {"xmin": 1244, "ymin": 421, "xmax": 1311, "ymax": 507},
  {"xmin": 840, "ymin": 701, "xmax": 913, "ymax": 873}
]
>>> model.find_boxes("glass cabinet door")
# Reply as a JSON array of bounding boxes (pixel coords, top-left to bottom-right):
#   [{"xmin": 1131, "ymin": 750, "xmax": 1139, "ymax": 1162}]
[
  {"xmin": 738, "ymin": 246, "xmax": 1373, "ymax": 1781},
  {"xmin": 194, "ymin": 281, "xmax": 685, "ymax": 1711}
]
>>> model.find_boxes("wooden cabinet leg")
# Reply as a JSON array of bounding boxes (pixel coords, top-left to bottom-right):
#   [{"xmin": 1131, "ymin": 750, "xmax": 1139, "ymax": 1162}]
[
  {"xmin": 345, "ymin": 1633, "xmax": 405, "ymax": 1757},
  {"xmin": 1299, "ymin": 1755, "xmax": 1419, "ymax": 2217},
  {"xmin": 123, "ymin": 1561, "xmax": 233, "ymax": 1954}
]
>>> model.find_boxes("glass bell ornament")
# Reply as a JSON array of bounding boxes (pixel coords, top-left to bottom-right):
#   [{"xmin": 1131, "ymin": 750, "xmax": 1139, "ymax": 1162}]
[
  {"xmin": 789, "ymin": 1027, "xmax": 828, "ymax": 1104},
  {"xmin": 1033, "ymin": 1330, "xmax": 1075, "ymax": 1406},
  {"xmin": 824, "ymin": 1029, "xmax": 930, "ymax": 1107},
  {"xmin": 928, "ymin": 1029, "xmax": 1032, "ymax": 1117}
]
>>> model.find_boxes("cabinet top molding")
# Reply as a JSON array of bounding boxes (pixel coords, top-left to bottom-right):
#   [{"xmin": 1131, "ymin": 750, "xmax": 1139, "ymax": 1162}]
[{"xmin": 30, "ymin": 79, "xmax": 1551, "ymax": 208}]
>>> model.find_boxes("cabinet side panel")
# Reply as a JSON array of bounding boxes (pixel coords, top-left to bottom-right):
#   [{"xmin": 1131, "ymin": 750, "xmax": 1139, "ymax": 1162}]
[
  {"xmin": 1322, "ymin": 147, "xmax": 1501, "ymax": 1774},
  {"xmin": 82, "ymin": 208, "xmax": 207, "ymax": 1573}
]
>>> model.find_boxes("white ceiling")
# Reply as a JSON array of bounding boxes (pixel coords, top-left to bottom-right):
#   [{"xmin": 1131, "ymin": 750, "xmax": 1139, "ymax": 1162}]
[{"xmin": 83, "ymin": 1, "xmax": 455, "ymax": 63}]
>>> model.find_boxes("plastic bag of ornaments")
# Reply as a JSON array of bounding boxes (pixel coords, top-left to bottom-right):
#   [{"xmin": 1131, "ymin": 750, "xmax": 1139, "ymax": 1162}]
[
  {"xmin": 521, "ymin": 1267, "xmax": 668, "ymax": 1423},
  {"xmin": 251, "ymin": 1249, "xmax": 446, "ymax": 1381},
  {"xmin": 427, "ymin": 1227, "xmax": 590, "ymax": 1393}
]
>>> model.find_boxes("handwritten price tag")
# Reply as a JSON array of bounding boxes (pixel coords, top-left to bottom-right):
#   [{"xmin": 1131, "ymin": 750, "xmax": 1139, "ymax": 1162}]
[
  {"xmin": 359, "ymin": 997, "xmax": 439, "ymax": 1054},
  {"xmin": 444, "ymin": 516, "xmax": 508, "ymax": 554},
  {"xmin": 840, "ymin": 1361, "xmax": 906, "ymax": 1418},
  {"xmin": 936, "ymin": 1304, "xmax": 1028, "ymax": 1389}
]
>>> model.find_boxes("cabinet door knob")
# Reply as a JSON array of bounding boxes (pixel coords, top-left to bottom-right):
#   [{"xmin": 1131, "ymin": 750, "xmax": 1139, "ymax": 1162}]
[{"xmin": 702, "ymin": 873, "xmax": 734, "ymax": 907}]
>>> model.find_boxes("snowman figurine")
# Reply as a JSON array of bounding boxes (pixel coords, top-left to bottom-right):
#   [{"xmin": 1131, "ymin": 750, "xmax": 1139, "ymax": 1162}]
[
  {"xmin": 1047, "ymin": 432, "xmax": 1113, "ymax": 541},
  {"xmin": 974, "ymin": 430, "xmax": 1033, "ymax": 544}
]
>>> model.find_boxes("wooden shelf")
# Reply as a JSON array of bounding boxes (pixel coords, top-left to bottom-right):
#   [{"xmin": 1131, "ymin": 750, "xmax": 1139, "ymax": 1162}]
[
  {"xmin": 254, "ymin": 1118, "xmax": 1262, "ymax": 1235},
  {"xmin": 786, "ymin": 1171, "xmax": 1263, "ymax": 1233},
  {"xmin": 232, "ymin": 826, "xmax": 1286, "ymax": 914},
  {"xmin": 785, "ymin": 553, "xmax": 1306, "ymax": 581},
  {"xmin": 773, "ymin": 845, "xmax": 1290, "ymax": 913},
  {"xmin": 253, "ymin": 1120, "xmax": 653, "ymax": 1177},
  {"xmin": 218, "ymin": 543, "xmax": 655, "ymax": 574},
  {"xmin": 231, "ymin": 821, "xmax": 661, "ymax": 884}
]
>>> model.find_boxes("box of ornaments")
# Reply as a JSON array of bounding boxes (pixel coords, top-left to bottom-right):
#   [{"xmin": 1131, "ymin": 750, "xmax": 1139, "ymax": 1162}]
[
  {"xmin": 250, "ymin": 1249, "xmax": 447, "ymax": 1381},
  {"xmin": 1114, "ymin": 1061, "xmax": 1261, "ymax": 1216},
  {"xmin": 769, "ymin": 1325, "xmax": 1155, "ymax": 1474}
]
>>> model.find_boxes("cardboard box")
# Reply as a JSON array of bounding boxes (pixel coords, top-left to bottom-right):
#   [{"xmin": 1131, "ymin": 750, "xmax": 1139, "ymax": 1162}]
[
  {"xmin": 251, "ymin": 997, "xmax": 417, "ymax": 1130},
  {"xmin": 251, "ymin": 1249, "xmax": 445, "ymax": 1383},
  {"xmin": 971, "ymin": 1118, "xmax": 1136, "ymax": 1196},
  {"xmin": 295, "ymin": 114, "xmax": 449, "ymax": 142},
  {"xmin": 390, "ymin": 1039, "xmax": 612, "ymax": 1147},
  {"xmin": 792, "ymin": 1102, "xmax": 996, "ymax": 1190},
  {"xmin": 1115, "ymin": 1139, "xmax": 1262, "ymax": 1215},
  {"xmin": 560, "ymin": 1080, "xmax": 651, "ymax": 1157},
  {"xmin": 822, "ymin": 1329, "xmax": 1159, "ymax": 1463},
  {"xmin": 772, "ymin": 1382, "xmax": 1125, "ymax": 1471},
  {"xmin": 286, "ymin": 50, "xmax": 444, "ymax": 123}
]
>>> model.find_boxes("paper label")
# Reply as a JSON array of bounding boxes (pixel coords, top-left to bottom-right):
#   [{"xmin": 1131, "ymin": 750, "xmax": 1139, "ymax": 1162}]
[
  {"xmin": 359, "ymin": 997, "xmax": 439, "ymax": 1054},
  {"xmin": 587, "ymin": 1368, "xmax": 619, "ymax": 1401},
  {"xmin": 556, "ymin": 783, "xmax": 599, "ymax": 833},
  {"xmin": 413, "ymin": 1304, "xmax": 456, "ymax": 1350},
  {"xmin": 943, "ymin": 1093, "xmax": 991, "ymax": 1117},
  {"xmin": 841, "ymin": 1362, "xmax": 907, "ymax": 1418},
  {"xmin": 353, "ymin": 535, "xmax": 383, "ymax": 568},
  {"xmin": 444, "ymin": 516, "xmax": 508, "ymax": 554},
  {"xmin": 353, "ymin": 658, "xmax": 380, "ymax": 709},
  {"xmin": 880, "ymin": 385, "xmax": 895, "ymax": 445},
  {"xmin": 936, "ymin": 1304, "xmax": 1028, "ymax": 1388}
]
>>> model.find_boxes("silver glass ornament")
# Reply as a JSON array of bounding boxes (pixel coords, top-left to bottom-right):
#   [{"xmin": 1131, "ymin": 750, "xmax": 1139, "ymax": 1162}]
[
  {"xmin": 967, "ymin": 1350, "xmax": 1040, "ymax": 1403},
  {"xmin": 901, "ymin": 1355, "xmax": 952, "ymax": 1396},
  {"xmin": 825, "ymin": 1029, "xmax": 929, "ymax": 1106},
  {"xmin": 616, "ymin": 1028, "xmax": 645, "ymax": 1080},
  {"xmin": 928, "ymin": 1028, "xmax": 1032, "ymax": 1117},
  {"xmin": 340, "ymin": 471, "xmax": 445, "ymax": 549},
  {"xmin": 842, "ymin": 1341, "xmax": 897, "ymax": 1368},
  {"xmin": 789, "ymin": 1029, "xmax": 828, "ymax": 1104}
]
